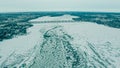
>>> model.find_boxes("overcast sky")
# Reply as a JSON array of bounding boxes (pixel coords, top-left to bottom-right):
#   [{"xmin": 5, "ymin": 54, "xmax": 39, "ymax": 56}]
[{"xmin": 0, "ymin": 0, "xmax": 120, "ymax": 12}]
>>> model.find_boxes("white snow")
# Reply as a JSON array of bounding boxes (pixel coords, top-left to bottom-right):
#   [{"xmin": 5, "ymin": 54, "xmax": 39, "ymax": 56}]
[
  {"xmin": 0, "ymin": 24, "xmax": 43, "ymax": 66},
  {"xmin": 29, "ymin": 15, "xmax": 120, "ymax": 67},
  {"xmin": 0, "ymin": 14, "xmax": 120, "ymax": 68},
  {"xmin": 29, "ymin": 14, "xmax": 79, "ymax": 22},
  {"xmin": 32, "ymin": 22, "xmax": 120, "ymax": 48}
]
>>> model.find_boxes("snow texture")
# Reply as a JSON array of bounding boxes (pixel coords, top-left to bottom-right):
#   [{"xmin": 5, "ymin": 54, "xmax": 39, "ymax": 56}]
[{"xmin": 0, "ymin": 15, "xmax": 120, "ymax": 68}]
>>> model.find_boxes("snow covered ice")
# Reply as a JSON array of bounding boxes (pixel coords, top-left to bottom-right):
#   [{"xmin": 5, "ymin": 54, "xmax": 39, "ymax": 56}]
[{"xmin": 0, "ymin": 15, "xmax": 120, "ymax": 68}]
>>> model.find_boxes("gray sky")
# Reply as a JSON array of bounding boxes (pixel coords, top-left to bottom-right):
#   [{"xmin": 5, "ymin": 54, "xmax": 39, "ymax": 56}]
[{"xmin": 0, "ymin": 0, "xmax": 120, "ymax": 12}]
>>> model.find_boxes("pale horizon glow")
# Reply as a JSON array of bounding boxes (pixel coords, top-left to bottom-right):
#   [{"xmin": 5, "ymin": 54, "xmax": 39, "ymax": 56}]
[{"xmin": 0, "ymin": 0, "xmax": 120, "ymax": 12}]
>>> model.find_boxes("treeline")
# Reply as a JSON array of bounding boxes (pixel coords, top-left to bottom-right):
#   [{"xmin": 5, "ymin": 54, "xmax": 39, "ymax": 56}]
[{"xmin": 70, "ymin": 12, "xmax": 120, "ymax": 28}]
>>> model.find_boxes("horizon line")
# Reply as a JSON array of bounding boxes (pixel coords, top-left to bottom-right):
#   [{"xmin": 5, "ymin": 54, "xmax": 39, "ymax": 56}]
[{"xmin": 0, "ymin": 10, "xmax": 120, "ymax": 14}]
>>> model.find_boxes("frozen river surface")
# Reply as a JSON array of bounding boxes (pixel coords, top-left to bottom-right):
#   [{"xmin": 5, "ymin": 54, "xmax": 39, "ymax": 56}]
[{"xmin": 0, "ymin": 15, "xmax": 120, "ymax": 68}]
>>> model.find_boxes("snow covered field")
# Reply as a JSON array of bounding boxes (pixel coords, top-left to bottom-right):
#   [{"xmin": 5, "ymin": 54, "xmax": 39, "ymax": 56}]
[{"xmin": 0, "ymin": 15, "xmax": 120, "ymax": 68}]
